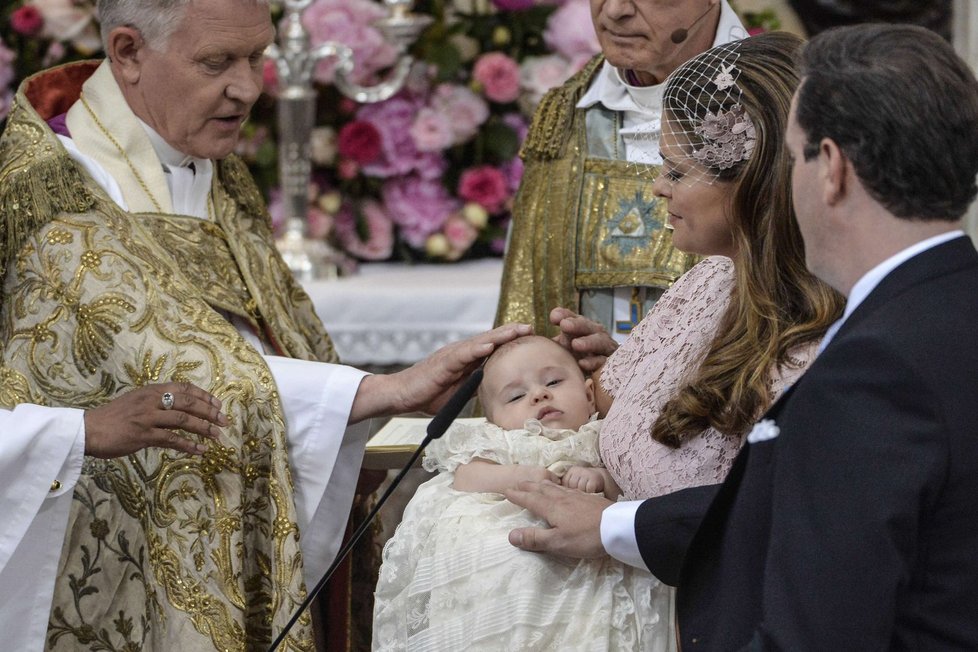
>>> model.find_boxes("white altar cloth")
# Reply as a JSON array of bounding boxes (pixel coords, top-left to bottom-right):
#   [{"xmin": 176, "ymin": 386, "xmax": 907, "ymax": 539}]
[{"xmin": 301, "ymin": 258, "xmax": 503, "ymax": 366}]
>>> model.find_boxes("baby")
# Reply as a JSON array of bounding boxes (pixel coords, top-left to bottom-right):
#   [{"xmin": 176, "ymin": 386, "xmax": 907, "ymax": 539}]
[
  {"xmin": 372, "ymin": 336, "xmax": 664, "ymax": 651},
  {"xmin": 453, "ymin": 335, "xmax": 619, "ymax": 498}
]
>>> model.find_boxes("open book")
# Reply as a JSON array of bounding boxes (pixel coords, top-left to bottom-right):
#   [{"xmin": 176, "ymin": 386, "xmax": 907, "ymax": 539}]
[{"xmin": 364, "ymin": 416, "xmax": 487, "ymax": 470}]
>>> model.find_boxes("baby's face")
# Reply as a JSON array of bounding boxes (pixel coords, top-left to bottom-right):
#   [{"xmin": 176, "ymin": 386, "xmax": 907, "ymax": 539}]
[{"xmin": 482, "ymin": 337, "xmax": 595, "ymax": 430}]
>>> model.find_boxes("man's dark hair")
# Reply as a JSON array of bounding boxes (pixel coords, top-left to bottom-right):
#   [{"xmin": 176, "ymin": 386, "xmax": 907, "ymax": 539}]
[{"xmin": 796, "ymin": 23, "xmax": 978, "ymax": 221}]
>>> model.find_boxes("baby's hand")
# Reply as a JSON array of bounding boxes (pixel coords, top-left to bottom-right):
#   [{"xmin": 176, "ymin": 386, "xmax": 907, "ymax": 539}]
[{"xmin": 561, "ymin": 466, "xmax": 606, "ymax": 494}]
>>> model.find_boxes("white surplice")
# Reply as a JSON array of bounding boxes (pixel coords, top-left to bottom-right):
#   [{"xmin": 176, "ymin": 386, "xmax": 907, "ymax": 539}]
[{"xmin": 0, "ymin": 405, "xmax": 85, "ymax": 652}]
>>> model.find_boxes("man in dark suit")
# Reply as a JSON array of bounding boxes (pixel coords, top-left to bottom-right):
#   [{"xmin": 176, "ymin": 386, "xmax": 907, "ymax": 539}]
[{"xmin": 507, "ymin": 23, "xmax": 978, "ymax": 650}]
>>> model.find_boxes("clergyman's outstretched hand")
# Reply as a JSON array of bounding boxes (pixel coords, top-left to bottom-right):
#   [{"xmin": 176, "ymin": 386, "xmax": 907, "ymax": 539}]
[
  {"xmin": 505, "ymin": 479, "xmax": 612, "ymax": 559},
  {"xmin": 84, "ymin": 382, "xmax": 227, "ymax": 458}
]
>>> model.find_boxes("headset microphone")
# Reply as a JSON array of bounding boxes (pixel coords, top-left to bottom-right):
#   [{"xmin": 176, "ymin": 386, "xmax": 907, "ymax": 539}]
[{"xmin": 670, "ymin": 3, "xmax": 717, "ymax": 44}]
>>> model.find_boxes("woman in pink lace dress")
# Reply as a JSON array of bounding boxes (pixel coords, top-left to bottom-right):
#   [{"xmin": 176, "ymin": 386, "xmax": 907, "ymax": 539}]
[
  {"xmin": 561, "ymin": 34, "xmax": 844, "ymax": 504},
  {"xmin": 514, "ymin": 33, "xmax": 845, "ymax": 648}
]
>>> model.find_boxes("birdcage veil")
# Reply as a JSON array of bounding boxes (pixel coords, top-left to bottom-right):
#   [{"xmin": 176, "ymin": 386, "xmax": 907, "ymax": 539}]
[{"xmin": 658, "ymin": 39, "xmax": 756, "ymax": 188}]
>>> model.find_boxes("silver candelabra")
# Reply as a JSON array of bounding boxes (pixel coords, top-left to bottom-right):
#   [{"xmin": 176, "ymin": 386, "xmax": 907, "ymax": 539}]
[{"xmin": 267, "ymin": 0, "xmax": 432, "ymax": 281}]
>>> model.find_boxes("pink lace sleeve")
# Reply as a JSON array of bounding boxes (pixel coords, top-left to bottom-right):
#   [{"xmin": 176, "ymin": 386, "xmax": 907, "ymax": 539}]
[{"xmin": 599, "ymin": 257, "xmax": 739, "ymax": 499}]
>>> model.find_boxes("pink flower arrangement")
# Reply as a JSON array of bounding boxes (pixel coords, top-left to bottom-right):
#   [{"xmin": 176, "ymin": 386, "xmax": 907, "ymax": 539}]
[
  {"xmin": 473, "ymin": 52, "xmax": 522, "ymax": 104},
  {"xmin": 0, "ymin": 0, "xmax": 613, "ymax": 263},
  {"xmin": 358, "ymin": 96, "xmax": 446, "ymax": 180}
]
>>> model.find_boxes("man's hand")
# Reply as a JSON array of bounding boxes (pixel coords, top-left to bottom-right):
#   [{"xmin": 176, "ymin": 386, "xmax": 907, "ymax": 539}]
[
  {"xmin": 550, "ymin": 307, "xmax": 617, "ymax": 374},
  {"xmin": 505, "ymin": 479, "xmax": 612, "ymax": 559},
  {"xmin": 84, "ymin": 382, "xmax": 227, "ymax": 458},
  {"xmin": 350, "ymin": 322, "xmax": 532, "ymax": 422}
]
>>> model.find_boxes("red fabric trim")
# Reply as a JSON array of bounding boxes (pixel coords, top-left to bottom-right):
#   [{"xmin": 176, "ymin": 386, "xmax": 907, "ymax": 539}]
[{"xmin": 23, "ymin": 60, "xmax": 100, "ymax": 121}]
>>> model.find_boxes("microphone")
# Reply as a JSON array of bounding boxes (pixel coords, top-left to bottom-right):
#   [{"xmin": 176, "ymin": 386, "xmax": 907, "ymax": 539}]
[
  {"xmin": 670, "ymin": 3, "xmax": 717, "ymax": 44},
  {"xmin": 266, "ymin": 366, "xmax": 485, "ymax": 652}
]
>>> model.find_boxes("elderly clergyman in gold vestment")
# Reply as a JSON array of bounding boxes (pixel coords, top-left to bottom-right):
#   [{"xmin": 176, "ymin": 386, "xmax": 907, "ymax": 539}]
[
  {"xmin": 0, "ymin": 1, "xmax": 527, "ymax": 650},
  {"xmin": 496, "ymin": 0, "xmax": 747, "ymax": 342}
]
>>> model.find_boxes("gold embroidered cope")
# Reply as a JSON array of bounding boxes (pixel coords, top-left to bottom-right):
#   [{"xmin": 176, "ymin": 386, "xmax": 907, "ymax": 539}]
[{"xmin": 0, "ymin": 61, "xmax": 338, "ymax": 651}]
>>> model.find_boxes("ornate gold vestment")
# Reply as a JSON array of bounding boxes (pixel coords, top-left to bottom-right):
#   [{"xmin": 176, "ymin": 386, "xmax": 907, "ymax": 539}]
[
  {"xmin": 495, "ymin": 57, "xmax": 697, "ymax": 335},
  {"xmin": 0, "ymin": 62, "xmax": 336, "ymax": 650}
]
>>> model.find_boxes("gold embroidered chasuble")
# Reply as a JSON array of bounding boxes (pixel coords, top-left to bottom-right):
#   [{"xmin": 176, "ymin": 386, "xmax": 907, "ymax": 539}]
[
  {"xmin": 0, "ymin": 61, "xmax": 337, "ymax": 650},
  {"xmin": 495, "ymin": 56, "xmax": 697, "ymax": 335}
]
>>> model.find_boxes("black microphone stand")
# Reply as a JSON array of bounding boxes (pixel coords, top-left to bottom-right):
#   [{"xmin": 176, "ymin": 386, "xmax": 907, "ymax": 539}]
[{"xmin": 267, "ymin": 367, "xmax": 484, "ymax": 652}]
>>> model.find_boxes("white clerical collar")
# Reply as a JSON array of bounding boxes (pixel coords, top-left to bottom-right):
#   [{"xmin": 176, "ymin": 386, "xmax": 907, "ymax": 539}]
[
  {"xmin": 137, "ymin": 119, "xmax": 206, "ymax": 170},
  {"xmin": 136, "ymin": 119, "xmax": 214, "ymax": 219},
  {"xmin": 577, "ymin": 0, "xmax": 747, "ymax": 115},
  {"xmin": 817, "ymin": 230, "xmax": 965, "ymax": 354}
]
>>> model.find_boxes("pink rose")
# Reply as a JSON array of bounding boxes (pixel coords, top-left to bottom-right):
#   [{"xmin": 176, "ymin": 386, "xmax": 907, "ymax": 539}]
[
  {"xmin": 429, "ymin": 84, "xmax": 489, "ymax": 143},
  {"xmin": 520, "ymin": 54, "xmax": 576, "ymax": 107},
  {"xmin": 382, "ymin": 176, "xmax": 459, "ymax": 248},
  {"xmin": 472, "ymin": 52, "xmax": 522, "ymax": 104},
  {"xmin": 544, "ymin": 0, "xmax": 601, "ymax": 62},
  {"xmin": 337, "ymin": 120, "xmax": 382, "ymax": 164},
  {"xmin": 303, "ymin": 0, "xmax": 397, "ymax": 85},
  {"xmin": 11, "ymin": 6, "xmax": 44, "ymax": 37},
  {"xmin": 409, "ymin": 107, "xmax": 454, "ymax": 152},
  {"xmin": 442, "ymin": 214, "xmax": 478, "ymax": 260},
  {"xmin": 334, "ymin": 200, "xmax": 395, "ymax": 261},
  {"xmin": 458, "ymin": 165, "xmax": 510, "ymax": 214}
]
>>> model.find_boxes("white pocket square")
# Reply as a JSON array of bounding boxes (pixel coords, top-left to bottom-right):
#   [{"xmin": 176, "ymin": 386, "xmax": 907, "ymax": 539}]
[{"xmin": 747, "ymin": 419, "xmax": 780, "ymax": 444}]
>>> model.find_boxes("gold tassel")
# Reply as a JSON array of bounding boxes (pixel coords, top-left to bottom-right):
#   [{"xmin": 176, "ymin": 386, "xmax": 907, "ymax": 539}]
[{"xmin": 0, "ymin": 148, "xmax": 95, "ymax": 283}]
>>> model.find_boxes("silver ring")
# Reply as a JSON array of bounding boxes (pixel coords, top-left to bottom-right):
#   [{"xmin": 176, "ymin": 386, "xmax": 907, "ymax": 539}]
[{"xmin": 161, "ymin": 392, "xmax": 175, "ymax": 410}]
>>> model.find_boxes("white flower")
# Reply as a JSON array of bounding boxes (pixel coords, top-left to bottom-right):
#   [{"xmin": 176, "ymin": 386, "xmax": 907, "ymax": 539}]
[
  {"xmin": 713, "ymin": 63, "xmax": 736, "ymax": 91},
  {"xmin": 309, "ymin": 127, "xmax": 337, "ymax": 166},
  {"xmin": 746, "ymin": 418, "xmax": 780, "ymax": 444},
  {"xmin": 34, "ymin": 0, "xmax": 101, "ymax": 54}
]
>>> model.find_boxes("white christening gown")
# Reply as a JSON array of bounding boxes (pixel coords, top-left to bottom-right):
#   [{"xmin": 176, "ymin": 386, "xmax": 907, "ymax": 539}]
[{"xmin": 372, "ymin": 418, "xmax": 672, "ymax": 651}]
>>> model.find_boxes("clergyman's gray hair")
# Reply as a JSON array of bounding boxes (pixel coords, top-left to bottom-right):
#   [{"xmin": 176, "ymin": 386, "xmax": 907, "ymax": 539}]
[{"xmin": 96, "ymin": 0, "xmax": 270, "ymax": 51}]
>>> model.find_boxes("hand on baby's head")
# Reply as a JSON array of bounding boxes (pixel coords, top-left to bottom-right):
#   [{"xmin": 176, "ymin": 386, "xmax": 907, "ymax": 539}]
[{"xmin": 478, "ymin": 336, "xmax": 595, "ymax": 431}]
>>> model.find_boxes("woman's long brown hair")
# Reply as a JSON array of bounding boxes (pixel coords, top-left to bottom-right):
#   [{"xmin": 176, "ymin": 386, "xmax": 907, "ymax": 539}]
[{"xmin": 651, "ymin": 32, "xmax": 844, "ymax": 447}]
